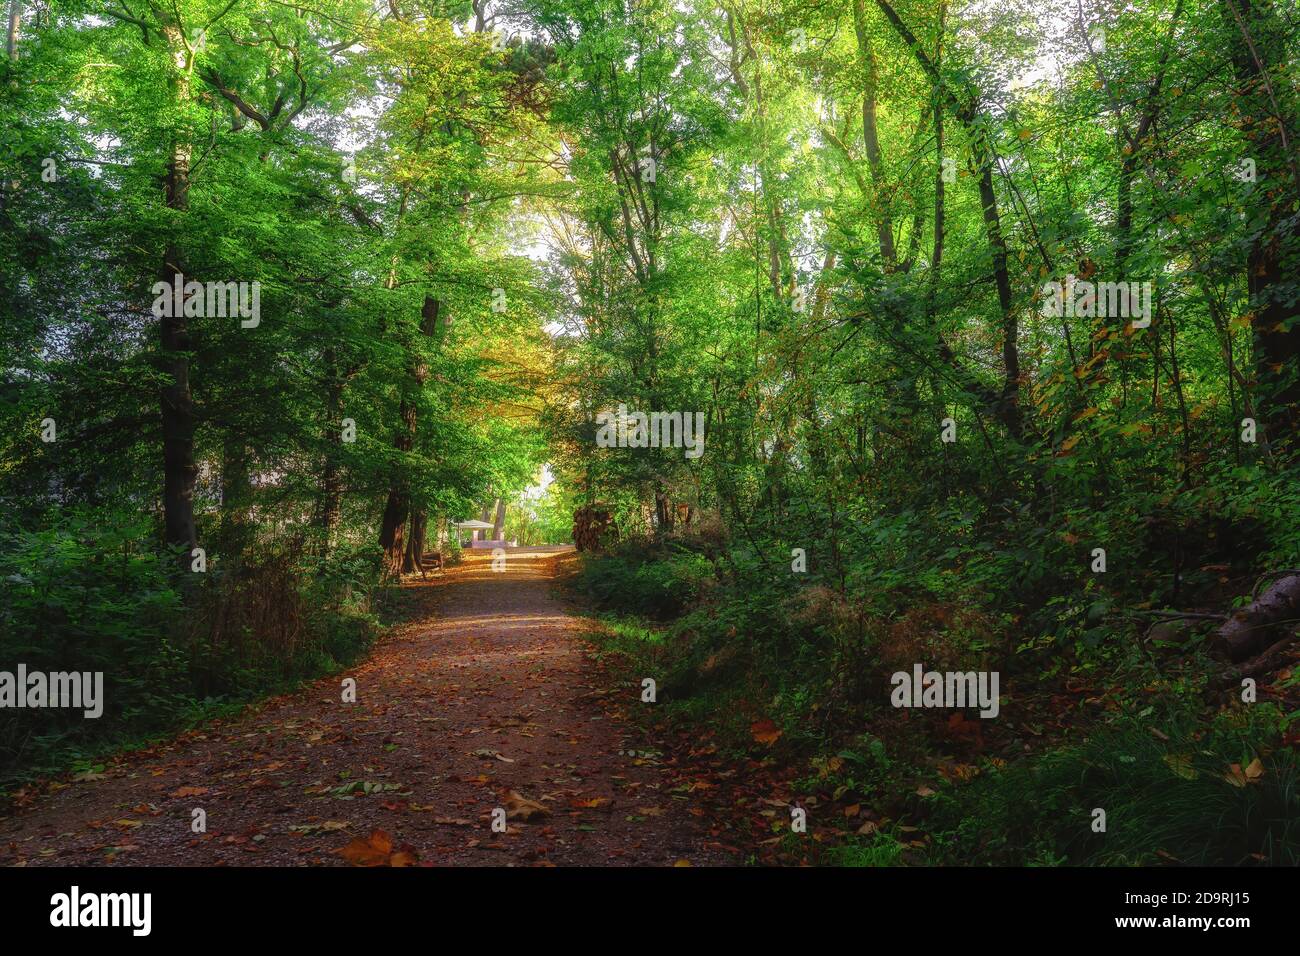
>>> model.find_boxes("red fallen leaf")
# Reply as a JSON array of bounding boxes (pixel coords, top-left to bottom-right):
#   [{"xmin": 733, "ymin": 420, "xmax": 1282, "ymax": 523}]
[
  {"xmin": 380, "ymin": 800, "xmax": 408, "ymax": 811},
  {"xmin": 168, "ymin": 786, "xmax": 208, "ymax": 798},
  {"xmin": 749, "ymin": 719, "xmax": 782, "ymax": 745},
  {"xmin": 568, "ymin": 797, "xmax": 610, "ymax": 809}
]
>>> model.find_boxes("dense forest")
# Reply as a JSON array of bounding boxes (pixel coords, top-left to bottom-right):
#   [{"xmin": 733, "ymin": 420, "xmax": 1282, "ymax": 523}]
[{"xmin": 2, "ymin": 0, "xmax": 1299, "ymax": 868}]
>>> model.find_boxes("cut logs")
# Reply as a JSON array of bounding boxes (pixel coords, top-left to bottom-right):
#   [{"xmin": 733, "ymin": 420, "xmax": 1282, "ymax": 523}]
[{"xmin": 1214, "ymin": 572, "xmax": 1300, "ymax": 663}]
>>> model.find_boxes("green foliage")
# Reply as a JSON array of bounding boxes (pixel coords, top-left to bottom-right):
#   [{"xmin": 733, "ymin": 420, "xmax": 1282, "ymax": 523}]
[
  {"xmin": 0, "ymin": 508, "xmax": 186, "ymax": 769},
  {"xmin": 0, "ymin": 509, "xmax": 382, "ymax": 788},
  {"xmin": 573, "ymin": 546, "xmax": 715, "ymax": 620},
  {"xmin": 4, "ymin": 0, "xmax": 1300, "ymax": 868},
  {"xmin": 925, "ymin": 706, "xmax": 1300, "ymax": 866},
  {"xmin": 0, "ymin": 0, "xmax": 556, "ymax": 784}
]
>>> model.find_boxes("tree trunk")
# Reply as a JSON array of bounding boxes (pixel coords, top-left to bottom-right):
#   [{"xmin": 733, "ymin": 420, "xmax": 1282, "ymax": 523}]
[
  {"xmin": 317, "ymin": 352, "xmax": 345, "ymax": 555},
  {"xmin": 491, "ymin": 498, "xmax": 506, "ymax": 540},
  {"xmin": 1219, "ymin": 0, "xmax": 1300, "ymax": 443},
  {"xmin": 378, "ymin": 488, "xmax": 409, "ymax": 577},
  {"xmin": 6, "ymin": 0, "xmax": 20, "ymax": 61},
  {"xmin": 852, "ymin": 0, "xmax": 897, "ymax": 269},
  {"xmin": 873, "ymin": 0, "xmax": 1024, "ymax": 443},
  {"xmin": 1215, "ymin": 573, "xmax": 1300, "ymax": 662},
  {"xmin": 654, "ymin": 487, "xmax": 674, "ymax": 535},
  {"xmin": 158, "ymin": 20, "xmax": 197, "ymax": 565},
  {"xmin": 379, "ymin": 295, "xmax": 439, "ymax": 577},
  {"xmin": 974, "ymin": 157, "xmax": 1024, "ymax": 443},
  {"xmin": 403, "ymin": 509, "xmax": 427, "ymax": 573}
]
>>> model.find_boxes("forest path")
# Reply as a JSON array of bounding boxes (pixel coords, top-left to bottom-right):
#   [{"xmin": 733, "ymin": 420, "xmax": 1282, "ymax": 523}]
[{"xmin": 0, "ymin": 548, "xmax": 735, "ymax": 867}]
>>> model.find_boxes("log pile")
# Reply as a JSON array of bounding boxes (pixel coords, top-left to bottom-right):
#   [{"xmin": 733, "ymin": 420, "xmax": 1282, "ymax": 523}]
[
  {"xmin": 1214, "ymin": 572, "xmax": 1300, "ymax": 663},
  {"xmin": 573, "ymin": 504, "xmax": 616, "ymax": 553}
]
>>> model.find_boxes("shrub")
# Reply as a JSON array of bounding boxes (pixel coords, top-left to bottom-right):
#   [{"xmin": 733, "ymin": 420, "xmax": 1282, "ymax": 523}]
[{"xmin": 0, "ymin": 508, "xmax": 382, "ymax": 788}]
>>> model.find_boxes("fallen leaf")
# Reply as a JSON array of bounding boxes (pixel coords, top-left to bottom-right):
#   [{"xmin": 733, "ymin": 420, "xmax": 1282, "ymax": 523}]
[
  {"xmin": 289, "ymin": 821, "xmax": 350, "ymax": 835},
  {"xmin": 749, "ymin": 719, "xmax": 782, "ymax": 746},
  {"xmin": 334, "ymin": 829, "xmax": 418, "ymax": 867},
  {"xmin": 169, "ymin": 786, "xmax": 209, "ymax": 798},
  {"xmin": 504, "ymin": 791, "xmax": 550, "ymax": 822}
]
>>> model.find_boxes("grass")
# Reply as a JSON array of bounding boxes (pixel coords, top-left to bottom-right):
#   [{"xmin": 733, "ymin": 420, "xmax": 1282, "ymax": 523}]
[{"xmin": 923, "ymin": 709, "xmax": 1300, "ymax": 866}]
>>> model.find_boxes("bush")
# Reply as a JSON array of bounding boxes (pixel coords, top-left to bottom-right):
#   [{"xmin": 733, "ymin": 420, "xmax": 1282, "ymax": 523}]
[
  {"xmin": 0, "ymin": 508, "xmax": 383, "ymax": 789},
  {"xmin": 924, "ymin": 706, "xmax": 1300, "ymax": 866},
  {"xmin": 0, "ymin": 509, "xmax": 186, "ymax": 775},
  {"xmin": 573, "ymin": 545, "xmax": 715, "ymax": 620}
]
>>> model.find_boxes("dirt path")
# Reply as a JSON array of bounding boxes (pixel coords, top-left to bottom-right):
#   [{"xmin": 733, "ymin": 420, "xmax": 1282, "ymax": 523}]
[{"xmin": 0, "ymin": 548, "xmax": 736, "ymax": 867}]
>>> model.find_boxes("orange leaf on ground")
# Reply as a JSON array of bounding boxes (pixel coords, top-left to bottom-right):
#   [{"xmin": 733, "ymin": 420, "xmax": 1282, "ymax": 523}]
[
  {"xmin": 750, "ymin": 719, "xmax": 782, "ymax": 745},
  {"xmin": 168, "ymin": 786, "xmax": 208, "ymax": 798},
  {"xmin": 335, "ymin": 828, "xmax": 419, "ymax": 867},
  {"xmin": 504, "ymin": 791, "xmax": 550, "ymax": 822}
]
